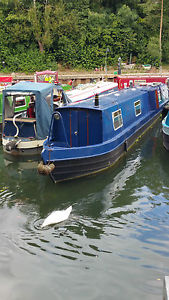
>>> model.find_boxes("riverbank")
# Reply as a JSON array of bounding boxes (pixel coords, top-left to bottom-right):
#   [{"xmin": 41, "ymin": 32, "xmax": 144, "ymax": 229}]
[
  {"xmin": 1, "ymin": 64, "xmax": 169, "ymax": 78},
  {"xmin": 0, "ymin": 66, "xmax": 169, "ymax": 85}
]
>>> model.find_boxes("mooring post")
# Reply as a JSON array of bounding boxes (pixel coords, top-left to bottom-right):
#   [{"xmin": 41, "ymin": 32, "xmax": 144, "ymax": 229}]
[{"xmin": 163, "ymin": 276, "xmax": 169, "ymax": 300}]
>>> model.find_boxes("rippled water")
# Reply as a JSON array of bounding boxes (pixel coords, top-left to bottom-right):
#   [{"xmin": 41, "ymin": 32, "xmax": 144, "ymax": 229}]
[{"xmin": 0, "ymin": 121, "xmax": 169, "ymax": 300}]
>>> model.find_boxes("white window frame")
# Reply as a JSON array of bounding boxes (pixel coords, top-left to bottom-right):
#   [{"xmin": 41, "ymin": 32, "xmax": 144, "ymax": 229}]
[
  {"xmin": 134, "ymin": 100, "xmax": 141, "ymax": 116},
  {"xmin": 112, "ymin": 109, "xmax": 123, "ymax": 130}
]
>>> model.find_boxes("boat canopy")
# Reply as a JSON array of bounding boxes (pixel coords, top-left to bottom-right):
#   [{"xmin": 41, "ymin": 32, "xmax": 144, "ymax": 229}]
[
  {"xmin": 35, "ymin": 70, "xmax": 58, "ymax": 83},
  {"xmin": 3, "ymin": 81, "xmax": 55, "ymax": 139}
]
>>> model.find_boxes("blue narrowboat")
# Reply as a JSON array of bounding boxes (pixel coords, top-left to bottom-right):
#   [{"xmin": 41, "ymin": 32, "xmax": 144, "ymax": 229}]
[{"xmin": 38, "ymin": 84, "xmax": 169, "ymax": 182}]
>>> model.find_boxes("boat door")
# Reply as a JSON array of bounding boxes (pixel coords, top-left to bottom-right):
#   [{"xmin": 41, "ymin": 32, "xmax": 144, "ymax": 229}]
[
  {"xmin": 65, "ymin": 108, "xmax": 102, "ymax": 147},
  {"xmin": 69, "ymin": 109, "xmax": 79, "ymax": 147}
]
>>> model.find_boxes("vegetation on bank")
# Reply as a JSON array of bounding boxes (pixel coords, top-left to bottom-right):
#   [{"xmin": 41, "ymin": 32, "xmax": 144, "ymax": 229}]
[{"xmin": 0, "ymin": 0, "xmax": 168, "ymax": 73}]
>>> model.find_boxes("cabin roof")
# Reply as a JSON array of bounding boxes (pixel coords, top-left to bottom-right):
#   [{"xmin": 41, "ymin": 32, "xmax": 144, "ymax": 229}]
[
  {"xmin": 3, "ymin": 81, "xmax": 55, "ymax": 94},
  {"xmin": 69, "ymin": 86, "xmax": 157, "ymax": 110}
]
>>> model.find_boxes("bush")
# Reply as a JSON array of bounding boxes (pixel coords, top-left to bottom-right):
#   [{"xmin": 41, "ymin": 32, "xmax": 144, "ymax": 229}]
[{"xmin": 0, "ymin": 46, "xmax": 58, "ymax": 73}]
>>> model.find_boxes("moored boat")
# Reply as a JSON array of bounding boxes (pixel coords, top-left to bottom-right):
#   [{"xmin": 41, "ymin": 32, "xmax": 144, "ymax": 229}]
[
  {"xmin": 35, "ymin": 70, "xmax": 58, "ymax": 84},
  {"xmin": 114, "ymin": 75, "xmax": 169, "ymax": 89},
  {"xmin": 162, "ymin": 103, "xmax": 169, "ymax": 150},
  {"xmin": 2, "ymin": 81, "xmax": 59, "ymax": 156},
  {"xmin": 38, "ymin": 84, "xmax": 169, "ymax": 183},
  {"xmin": 66, "ymin": 80, "xmax": 118, "ymax": 103}
]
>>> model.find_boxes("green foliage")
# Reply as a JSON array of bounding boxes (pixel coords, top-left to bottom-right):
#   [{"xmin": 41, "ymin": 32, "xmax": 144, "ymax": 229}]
[
  {"xmin": 147, "ymin": 37, "xmax": 160, "ymax": 60},
  {"xmin": 0, "ymin": 0, "xmax": 167, "ymax": 72},
  {"xmin": 0, "ymin": 46, "xmax": 57, "ymax": 73}
]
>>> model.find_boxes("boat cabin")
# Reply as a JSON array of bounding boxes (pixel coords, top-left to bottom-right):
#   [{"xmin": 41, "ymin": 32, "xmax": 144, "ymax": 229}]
[{"xmin": 48, "ymin": 85, "xmax": 168, "ymax": 150}]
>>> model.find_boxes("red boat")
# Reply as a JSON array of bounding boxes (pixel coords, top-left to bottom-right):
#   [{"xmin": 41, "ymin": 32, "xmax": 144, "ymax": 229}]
[
  {"xmin": 114, "ymin": 75, "xmax": 169, "ymax": 89},
  {"xmin": 0, "ymin": 76, "xmax": 13, "ymax": 86}
]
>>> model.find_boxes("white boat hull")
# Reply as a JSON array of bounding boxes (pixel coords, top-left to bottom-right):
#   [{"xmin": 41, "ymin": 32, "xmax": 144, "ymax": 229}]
[{"xmin": 2, "ymin": 137, "xmax": 46, "ymax": 156}]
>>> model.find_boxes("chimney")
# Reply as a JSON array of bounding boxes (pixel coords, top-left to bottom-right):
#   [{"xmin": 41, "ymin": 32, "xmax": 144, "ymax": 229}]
[{"xmin": 95, "ymin": 93, "xmax": 99, "ymax": 107}]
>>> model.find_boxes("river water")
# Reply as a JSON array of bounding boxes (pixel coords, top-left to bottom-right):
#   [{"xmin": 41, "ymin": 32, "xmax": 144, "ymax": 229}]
[{"xmin": 0, "ymin": 120, "xmax": 169, "ymax": 300}]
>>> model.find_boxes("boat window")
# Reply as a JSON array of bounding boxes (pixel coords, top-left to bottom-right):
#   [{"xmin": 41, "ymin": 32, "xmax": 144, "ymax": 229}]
[
  {"xmin": 36, "ymin": 74, "xmax": 55, "ymax": 83},
  {"xmin": 53, "ymin": 89, "xmax": 62, "ymax": 102},
  {"xmin": 46, "ymin": 93, "xmax": 52, "ymax": 106},
  {"xmin": 134, "ymin": 100, "xmax": 141, "ymax": 116},
  {"xmin": 134, "ymin": 80, "xmax": 146, "ymax": 86},
  {"xmin": 160, "ymin": 85, "xmax": 168, "ymax": 102},
  {"xmin": 129, "ymin": 80, "xmax": 133, "ymax": 88},
  {"xmin": 4, "ymin": 95, "xmax": 14, "ymax": 118},
  {"xmin": 157, "ymin": 89, "xmax": 162, "ymax": 102},
  {"xmin": 112, "ymin": 109, "xmax": 123, "ymax": 130},
  {"xmin": 15, "ymin": 96, "xmax": 26, "ymax": 108}
]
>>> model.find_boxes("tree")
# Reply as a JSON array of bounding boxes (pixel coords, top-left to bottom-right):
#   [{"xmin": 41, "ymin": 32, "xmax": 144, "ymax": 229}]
[{"xmin": 28, "ymin": 1, "xmax": 53, "ymax": 52}]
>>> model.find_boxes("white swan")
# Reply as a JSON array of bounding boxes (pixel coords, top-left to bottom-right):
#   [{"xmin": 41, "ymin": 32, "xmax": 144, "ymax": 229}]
[{"xmin": 41, "ymin": 206, "xmax": 72, "ymax": 228}]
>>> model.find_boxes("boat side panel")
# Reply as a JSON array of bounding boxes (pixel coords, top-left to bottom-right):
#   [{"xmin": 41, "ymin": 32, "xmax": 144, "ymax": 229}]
[
  {"xmin": 3, "ymin": 119, "xmax": 36, "ymax": 138},
  {"xmin": 102, "ymin": 91, "xmax": 156, "ymax": 149},
  {"xmin": 49, "ymin": 111, "xmax": 161, "ymax": 183},
  {"xmin": 102, "ymin": 90, "xmax": 151, "ymax": 142}
]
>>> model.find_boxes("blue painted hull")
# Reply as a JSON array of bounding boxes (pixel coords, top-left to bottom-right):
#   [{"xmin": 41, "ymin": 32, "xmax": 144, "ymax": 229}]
[
  {"xmin": 39, "ymin": 85, "xmax": 169, "ymax": 182},
  {"xmin": 42, "ymin": 111, "xmax": 161, "ymax": 182}
]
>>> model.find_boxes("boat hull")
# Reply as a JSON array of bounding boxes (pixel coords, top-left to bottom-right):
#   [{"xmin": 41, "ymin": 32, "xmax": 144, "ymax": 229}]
[
  {"xmin": 48, "ymin": 112, "xmax": 161, "ymax": 183},
  {"xmin": 2, "ymin": 137, "xmax": 45, "ymax": 156},
  {"xmin": 162, "ymin": 111, "xmax": 169, "ymax": 151},
  {"xmin": 162, "ymin": 132, "xmax": 169, "ymax": 151}
]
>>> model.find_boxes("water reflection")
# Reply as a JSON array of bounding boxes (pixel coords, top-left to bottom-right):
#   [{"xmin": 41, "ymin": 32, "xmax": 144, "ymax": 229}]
[
  {"xmin": 0, "ymin": 121, "xmax": 169, "ymax": 300},
  {"xmin": 0, "ymin": 122, "xmax": 168, "ymax": 226},
  {"xmin": 0, "ymin": 137, "xmax": 144, "ymax": 262}
]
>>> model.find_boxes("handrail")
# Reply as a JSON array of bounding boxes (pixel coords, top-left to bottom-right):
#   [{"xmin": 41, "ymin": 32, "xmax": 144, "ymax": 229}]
[
  {"xmin": 13, "ymin": 112, "xmax": 23, "ymax": 137},
  {"xmin": 49, "ymin": 112, "xmax": 70, "ymax": 147}
]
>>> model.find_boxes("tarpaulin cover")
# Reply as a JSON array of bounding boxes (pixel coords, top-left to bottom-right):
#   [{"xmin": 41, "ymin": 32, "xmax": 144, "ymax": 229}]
[{"xmin": 3, "ymin": 81, "xmax": 55, "ymax": 139}]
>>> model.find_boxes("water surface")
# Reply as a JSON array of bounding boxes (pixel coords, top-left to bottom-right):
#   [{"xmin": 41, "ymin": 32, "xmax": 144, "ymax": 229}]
[{"xmin": 0, "ymin": 121, "xmax": 169, "ymax": 300}]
